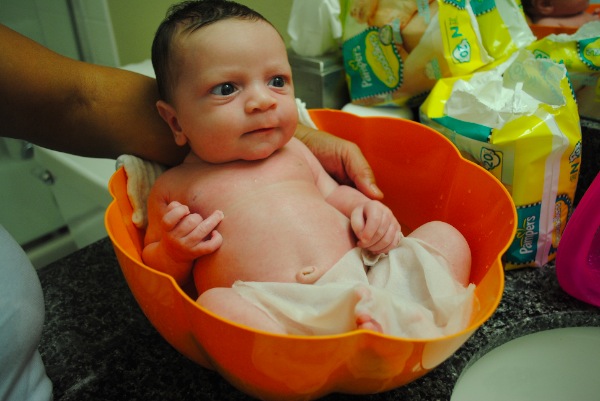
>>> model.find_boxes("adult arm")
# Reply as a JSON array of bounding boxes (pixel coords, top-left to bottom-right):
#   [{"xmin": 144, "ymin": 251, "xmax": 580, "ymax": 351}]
[
  {"xmin": 0, "ymin": 24, "xmax": 186, "ymax": 165},
  {"xmin": 1, "ymin": 24, "xmax": 383, "ymax": 197},
  {"xmin": 293, "ymin": 138, "xmax": 400, "ymax": 253},
  {"xmin": 295, "ymin": 123, "xmax": 383, "ymax": 200}
]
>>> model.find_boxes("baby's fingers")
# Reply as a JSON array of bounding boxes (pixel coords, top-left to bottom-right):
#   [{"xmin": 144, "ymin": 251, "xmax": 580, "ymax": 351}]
[
  {"xmin": 164, "ymin": 210, "xmax": 224, "ymax": 259},
  {"xmin": 185, "ymin": 211, "xmax": 224, "ymax": 257},
  {"xmin": 189, "ymin": 230, "xmax": 223, "ymax": 256},
  {"xmin": 188, "ymin": 210, "xmax": 225, "ymax": 240},
  {"xmin": 162, "ymin": 201, "xmax": 191, "ymax": 231},
  {"xmin": 354, "ymin": 204, "xmax": 386, "ymax": 248},
  {"xmin": 368, "ymin": 226, "xmax": 402, "ymax": 255},
  {"xmin": 350, "ymin": 205, "xmax": 367, "ymax": 238}
]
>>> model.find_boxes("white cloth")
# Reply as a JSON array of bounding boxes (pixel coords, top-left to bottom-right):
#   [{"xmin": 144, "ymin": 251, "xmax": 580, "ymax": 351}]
[
  {"xmin": 233, "ymin": 237, "xmax": 476, "ymax": 338},
  {"xmin": 115, "ymin": 155, "xmax": 166, "ymax": 229}
]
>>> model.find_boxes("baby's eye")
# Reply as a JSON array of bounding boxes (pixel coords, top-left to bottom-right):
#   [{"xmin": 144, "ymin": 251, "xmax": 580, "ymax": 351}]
[
  {"xmin": 269, "ymin": 76, "xmax": 286, "ymax": 88},
  {"xmin": 211, "ymin": 83, "xmax": 237, "ymax": 96}
]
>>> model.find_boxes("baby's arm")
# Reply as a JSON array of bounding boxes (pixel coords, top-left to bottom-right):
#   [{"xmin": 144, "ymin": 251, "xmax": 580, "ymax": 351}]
[
  {"xmin": 143, "ymin": 193, "xmax": 223, "ymax": 285},
  {"xmin": 292, "ymin": 138, "xmax": 401, "ymax": 254}
]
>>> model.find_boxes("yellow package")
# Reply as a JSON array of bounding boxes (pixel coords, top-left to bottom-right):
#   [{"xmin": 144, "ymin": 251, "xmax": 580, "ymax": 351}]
[
  {"xmin": 420, "ymin": 50, "xmax": 582, "ymax": 269},
  {"xmin": 340, "ymin": 0, "xmax": 491, "ymax": 107},
  {"xmin": 340, "ymin": 0, "xmax": 534, "ymax": 107},
  {"xmin": 471, "ymin": 0, "xmax": 535, "ymax": 59},
  {"xmin": 527, "ymin": 22, "xmax": 600, "ymax": 75}
]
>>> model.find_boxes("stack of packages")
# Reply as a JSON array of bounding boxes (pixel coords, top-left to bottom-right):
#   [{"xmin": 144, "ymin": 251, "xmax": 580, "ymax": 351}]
[{"xmin": 339, "ymin": 0, "xmax": 600, "ymax": 268}]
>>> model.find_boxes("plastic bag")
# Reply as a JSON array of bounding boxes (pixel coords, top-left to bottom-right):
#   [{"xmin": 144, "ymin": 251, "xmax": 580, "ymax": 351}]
[
  {"xmin": 287, "ymin": 0, "xmax": 342, "ymax": 57},
  {"xmin": 420, "ymin": 50, "xmax": 582, "ymax": 269}
]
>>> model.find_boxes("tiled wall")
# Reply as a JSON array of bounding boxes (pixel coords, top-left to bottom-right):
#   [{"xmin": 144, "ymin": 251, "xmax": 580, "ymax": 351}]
[
  {"xmin": 70, "ymin": 0, "xmax": 119, "ymax": 66},
  {"xmin": 0, "ymin": 0, "xmax": 79, "ymax": 59},
  {"xmin": 106, "ymin": 0, "xmax": 295, "ymax": 66},
  {"xmin": 0, "ymin": 0, "xmax": 119, "ymax": 66}
]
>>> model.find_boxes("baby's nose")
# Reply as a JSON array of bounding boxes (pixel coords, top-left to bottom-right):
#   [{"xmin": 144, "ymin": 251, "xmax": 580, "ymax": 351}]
[{"xmin": 246, "ymin": 86, "xmax": 276, "ymax": 112}]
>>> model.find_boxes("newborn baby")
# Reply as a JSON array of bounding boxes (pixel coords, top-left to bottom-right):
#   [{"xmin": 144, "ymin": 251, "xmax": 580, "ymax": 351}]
[{"xmin": 143, "ymin": 0, "xmax": 475, "ymax": 337}]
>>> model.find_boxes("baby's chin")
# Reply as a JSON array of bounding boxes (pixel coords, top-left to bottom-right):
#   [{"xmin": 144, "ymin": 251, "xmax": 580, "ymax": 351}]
[{"xmin": 241, "ymin": 146, "xmax": 283, "ymax": 161}]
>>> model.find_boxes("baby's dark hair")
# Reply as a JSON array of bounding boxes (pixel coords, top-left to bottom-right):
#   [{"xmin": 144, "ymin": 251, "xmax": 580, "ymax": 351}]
[{"xmin": 151, "ymin": 0, "xmax": 269, "ymax": 101}]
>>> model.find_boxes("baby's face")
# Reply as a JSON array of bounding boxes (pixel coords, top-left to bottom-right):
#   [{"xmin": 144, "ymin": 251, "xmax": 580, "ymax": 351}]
[{"xmin": 167, "ymin": 19, "xmax": 297, "ymax": 163}]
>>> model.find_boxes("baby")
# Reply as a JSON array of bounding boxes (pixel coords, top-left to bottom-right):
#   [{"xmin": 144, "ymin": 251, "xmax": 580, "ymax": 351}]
[
  {"xmin": 143, "ymin": 0, "xmax": 474, "ymax": 337},
  {"xmin": 523, "ymin": 0, "xmax": 599, "ymax": 27}
]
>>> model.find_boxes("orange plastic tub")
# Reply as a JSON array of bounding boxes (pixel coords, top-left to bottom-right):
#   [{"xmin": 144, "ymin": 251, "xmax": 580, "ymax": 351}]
[{"xmin": 105, "ymin": 109, "xmax": 516, "ymax": 400}]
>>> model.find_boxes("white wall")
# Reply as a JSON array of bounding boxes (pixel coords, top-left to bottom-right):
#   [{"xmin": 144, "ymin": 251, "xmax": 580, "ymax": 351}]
[
  {"xmin": 0, "ymin": 0, "xmax": 79, "ymax": 59},
  {"xmin": 0, "ymin": 0, "xmax": 119, "ymax": 66}
]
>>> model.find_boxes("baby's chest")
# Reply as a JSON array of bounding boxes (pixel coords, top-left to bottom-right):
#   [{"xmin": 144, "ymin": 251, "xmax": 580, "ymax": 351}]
[{"xmin": 183, "ymin": 153, "xmax": 314, "ymax": 212}]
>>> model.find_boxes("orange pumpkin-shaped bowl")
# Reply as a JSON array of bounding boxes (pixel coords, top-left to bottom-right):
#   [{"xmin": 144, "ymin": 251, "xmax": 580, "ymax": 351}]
[{"xmin": 105, "ymin": 110, "xmax": 516, "ymax": 400}]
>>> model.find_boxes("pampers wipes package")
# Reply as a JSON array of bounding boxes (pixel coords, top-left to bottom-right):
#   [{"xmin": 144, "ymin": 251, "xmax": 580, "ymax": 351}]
[{"xmin": 420, "ymin": 50, "xmax": 582, "ymax": 269}]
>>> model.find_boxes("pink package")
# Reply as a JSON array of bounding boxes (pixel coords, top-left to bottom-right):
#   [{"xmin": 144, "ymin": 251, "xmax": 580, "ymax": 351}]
[{"xmin": 556, "ymin": 172, "xmax": 600, "ymax": 307}]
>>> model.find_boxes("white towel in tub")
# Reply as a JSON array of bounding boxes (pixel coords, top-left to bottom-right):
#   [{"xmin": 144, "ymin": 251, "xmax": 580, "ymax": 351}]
[
  {"xmin": 115, "ymin": 155, "xmax": 166, "ymax": 229},
  {"xmin": 233, "ymin": 237, "xmax": 476, "ymax": 338}
]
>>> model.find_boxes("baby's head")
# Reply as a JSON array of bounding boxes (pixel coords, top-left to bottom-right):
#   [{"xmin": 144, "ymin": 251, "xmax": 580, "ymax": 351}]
[
  {"xmin": 152, "ymin": 0, "xmax": 267, "ymax": 102},
  {"xmin": 522, "ymin": 0, "xmax": 590, "ymax": 20},
  {"xmin": 152, "ymin": 0, "xmax": 298, "ymax": 163}
]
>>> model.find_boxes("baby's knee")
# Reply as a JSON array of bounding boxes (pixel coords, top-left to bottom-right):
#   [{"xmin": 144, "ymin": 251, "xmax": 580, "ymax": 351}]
[
  {"xmin": 196, "ymin": 287, "xmax": 232, "ymax": 313},
  {"xmin": 409, "ymin": 221, "xmax": 471, "ymax": 285}
]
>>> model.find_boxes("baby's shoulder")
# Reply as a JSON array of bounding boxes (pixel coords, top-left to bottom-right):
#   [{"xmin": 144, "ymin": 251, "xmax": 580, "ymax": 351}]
[
  {"xmin": 151, "ymin": 163, "xmax": 205, "ymax": 192},
  {"xmin": 285, "ymin": 137, "xmax": 315, "ymax": 159}
]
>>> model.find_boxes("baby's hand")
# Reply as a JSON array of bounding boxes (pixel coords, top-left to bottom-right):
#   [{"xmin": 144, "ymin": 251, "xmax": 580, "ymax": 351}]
[
  {"xmin": 351, "ymin": 200, "xmax": 402, "ymax": 254},
  {"xmin": 160, "ymin": 201, "xmax": 224, "ymax": 262}
]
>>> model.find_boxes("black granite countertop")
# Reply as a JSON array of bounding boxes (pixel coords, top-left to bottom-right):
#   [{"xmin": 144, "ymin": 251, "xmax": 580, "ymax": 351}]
[{"xmin": 39, "ymin": 122, "xmax": 600, "ymax": 401}]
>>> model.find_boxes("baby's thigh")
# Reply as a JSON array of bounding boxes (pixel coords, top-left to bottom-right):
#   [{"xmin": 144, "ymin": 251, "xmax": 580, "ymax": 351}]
[
  {"xmin": 197, "ymin": 287, "xmax": 287, "ymax": 333},
  {"xmin": 407, "ymin": 221, "xmax": 471, "ymax": 285},
  {"xmin": 197, "ymin": 287, "xmax": 243, "ymax": 317}
]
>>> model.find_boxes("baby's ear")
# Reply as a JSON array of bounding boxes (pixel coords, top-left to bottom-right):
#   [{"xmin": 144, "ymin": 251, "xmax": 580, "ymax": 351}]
[{"xmin": 156, "ymin": 100, "xmax": 187, "ymax": 146}]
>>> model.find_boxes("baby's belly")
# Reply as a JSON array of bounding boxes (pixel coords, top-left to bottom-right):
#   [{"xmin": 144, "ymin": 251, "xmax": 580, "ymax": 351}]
[{"xmin": 193, "ymin": 194, "xmax": 356, "ymax": 293}]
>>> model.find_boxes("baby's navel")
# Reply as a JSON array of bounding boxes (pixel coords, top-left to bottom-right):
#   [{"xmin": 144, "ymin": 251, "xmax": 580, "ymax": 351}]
[{"xmin": 296, "ymin": 266, "xmax": 319, "ymax": 284}]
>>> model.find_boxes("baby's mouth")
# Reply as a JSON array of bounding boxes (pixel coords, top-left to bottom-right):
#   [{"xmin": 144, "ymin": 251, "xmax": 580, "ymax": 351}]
[{"xmin": 245, "ymin": 127, "xmax": 275, "ymax": 135}]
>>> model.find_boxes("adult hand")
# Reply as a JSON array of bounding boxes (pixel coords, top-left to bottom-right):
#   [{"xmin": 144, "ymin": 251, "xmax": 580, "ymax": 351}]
[{"xmin": 295, "ymin": 124, "xmax": 383, "ymax": 200}]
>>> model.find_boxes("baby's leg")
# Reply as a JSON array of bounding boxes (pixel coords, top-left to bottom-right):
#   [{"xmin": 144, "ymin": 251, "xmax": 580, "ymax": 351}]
[
  {"xmin": 356, "ymin": 313, "xmax": 383, "ymax": 333},
  {"xmin": 354, "ymin": 286, "xmax": 383, "ymax": 333},
  {"xmin": 197, "ymin": 287, "xmax": 287, "ymax": 334},
  {"xmin": 408, "ymin": 221, "xmax": 472, "ymax": 286}
]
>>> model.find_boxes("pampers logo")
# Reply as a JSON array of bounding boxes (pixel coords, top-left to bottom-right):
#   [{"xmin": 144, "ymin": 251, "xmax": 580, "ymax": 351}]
[
  {"xmin": 342, "ymin": 27, "xmax": 403, "ymax": 101},
  {"xmin": 516, "ymin": 215, "xmax": 538, "ymax": 256},
  {"xmin": 348, "ymin": 46, "xmax": 373, "ymax": 89},
  {"xmin": 504, "ymin": 203, "xmax": 542, "ymax": 266}
]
